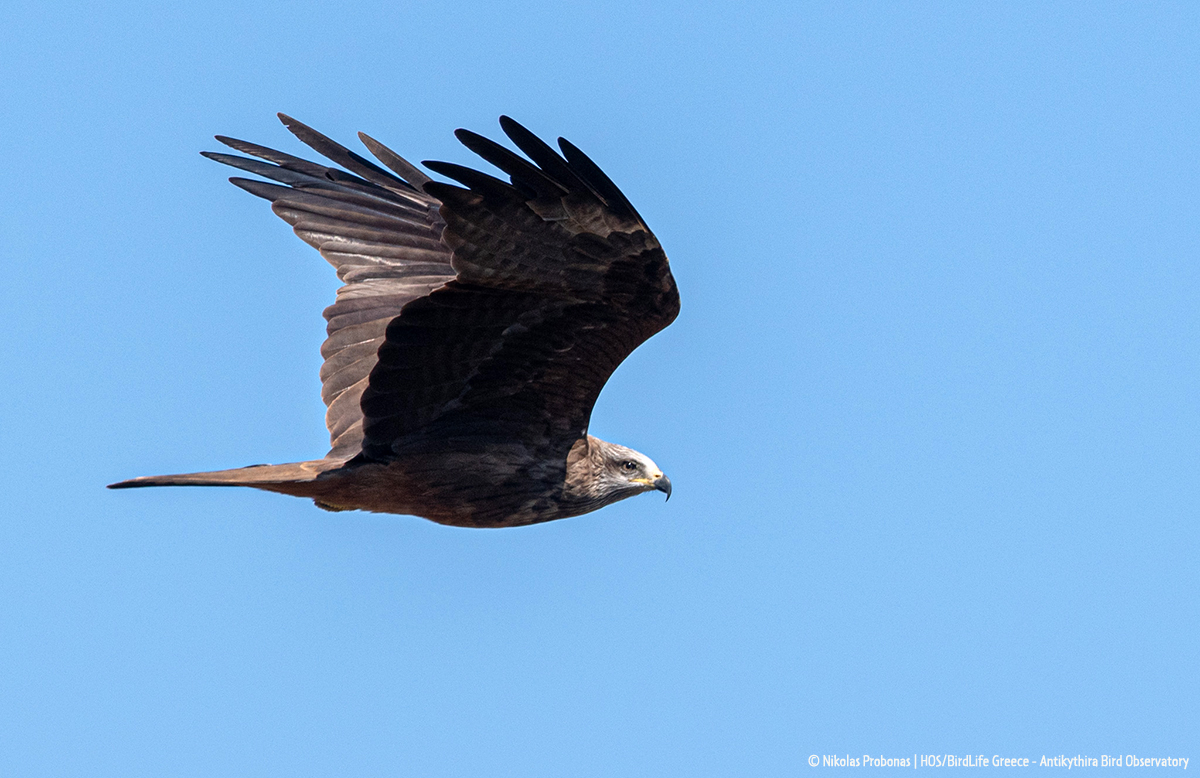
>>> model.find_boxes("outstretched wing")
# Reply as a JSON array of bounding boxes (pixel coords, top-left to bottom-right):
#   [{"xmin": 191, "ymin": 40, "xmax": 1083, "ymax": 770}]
[
  {"xmin": 204, "ymin": 115, "xmax": 455, "ymax": 460},
  {"xmin": 359, "ymin": 117, "xmax": 679, "ymax": 460}
]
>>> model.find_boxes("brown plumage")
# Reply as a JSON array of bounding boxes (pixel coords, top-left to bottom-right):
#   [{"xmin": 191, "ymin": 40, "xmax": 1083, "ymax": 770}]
[{"xmin": 109, "ymin": 114, "xmax": 679, "ymax": 528}]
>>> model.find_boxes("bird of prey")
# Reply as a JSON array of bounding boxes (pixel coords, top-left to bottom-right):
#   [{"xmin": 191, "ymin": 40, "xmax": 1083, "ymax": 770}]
[{"xmin": 109, "ymin": 114, "xmax": 679, "ymax": 528}]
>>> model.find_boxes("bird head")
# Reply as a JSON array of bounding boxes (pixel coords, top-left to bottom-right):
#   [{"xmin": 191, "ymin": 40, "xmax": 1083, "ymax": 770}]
[{"xmin": 594, "ymin": 441, "xmax": 672, "ymax": 502}]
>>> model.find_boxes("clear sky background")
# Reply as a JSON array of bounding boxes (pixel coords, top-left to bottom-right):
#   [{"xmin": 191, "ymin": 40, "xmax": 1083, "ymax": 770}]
[{"xmin": 2, "ymin": 1, "xmax": 1197, "ymax": 775}]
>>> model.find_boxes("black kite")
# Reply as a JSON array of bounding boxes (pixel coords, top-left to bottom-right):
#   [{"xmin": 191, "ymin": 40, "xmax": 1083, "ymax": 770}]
[{"xmin": 109, "ymin": 115, "xmax": 679, "ymax": 528}]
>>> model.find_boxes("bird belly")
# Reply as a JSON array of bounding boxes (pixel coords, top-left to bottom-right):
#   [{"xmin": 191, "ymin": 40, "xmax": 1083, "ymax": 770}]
[{"xmin": 281, "ymin": 453, "xmax": 572, "ymax": 528}]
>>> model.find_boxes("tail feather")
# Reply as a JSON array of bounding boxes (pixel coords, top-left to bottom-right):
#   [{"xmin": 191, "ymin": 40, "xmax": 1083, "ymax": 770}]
[{"xmin": 108, "ymin": 460, "xmax": 337, "ymax": 490}]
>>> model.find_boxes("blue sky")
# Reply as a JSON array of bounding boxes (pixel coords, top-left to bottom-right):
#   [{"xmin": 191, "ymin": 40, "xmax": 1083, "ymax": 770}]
[{"xmin": 2, "ymin": 1, "xmax": 1197, "ymax": 775}]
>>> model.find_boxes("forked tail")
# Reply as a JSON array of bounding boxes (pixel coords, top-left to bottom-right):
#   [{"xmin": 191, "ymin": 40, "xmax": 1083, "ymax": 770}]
[{"xmin": 108, "ymin": 460, "xmax": 338, "ymax": 490}]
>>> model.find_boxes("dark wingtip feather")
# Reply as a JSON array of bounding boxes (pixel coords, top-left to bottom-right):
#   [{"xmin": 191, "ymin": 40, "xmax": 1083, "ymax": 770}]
[
  {"xmin": 497, "ymin": 115, "xmax": 522, "ymax": 136},
  {"xmin": 454, "ymin": 128, "xmax": 568, "ymax": 200},
  {"xmin": 204, "ymin": 150, "xmax": 331, "ymax": 189},
  {"xmin": 358, "ymin": 131, "xmax": 432, "ymax": 188},
  {"xmin": 227, "ymin": 176, "xmax": 289, "ymax": 201},
  {"xmin": 422, "ymin": 160, "xmax": 516, "ymax": 199},
  {"xmin": 209, "ymin": 134, "xmax": 335, "ymax": 179},
  {"xmin": 557, "ymin": 136, "xmax": 643, "ymax": 223},
  {"xmin": 497, "ymin": 116, "xmax": 545, "ymax": 159},
  {"xmin": 497, "ymin": 116, "xmax": 598, "ymax": 199},
  {"xmin": 422, "ymin": 179, "xmax": 479, "ymax": 207},
  {"xmin": 275, "ymin": 113, "xmax": 411, "ymax": 190}
]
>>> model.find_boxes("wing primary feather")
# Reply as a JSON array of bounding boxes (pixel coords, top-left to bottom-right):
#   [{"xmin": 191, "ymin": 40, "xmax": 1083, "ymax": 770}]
[
  {"xmin": 497, "ymin": 116, "xmax": 602, "ymax": 201},
  {"xmin": 346, "ymin": 148, "xmax": 421, "ymax": 192},
  {"xmin": 358, "ymin": 131, "xmax": 433, "ymax": 188},
  {"xmin": 421, "ymin": 160, "xmax": 519, "ymax": 200},
  {"xmin": 453, "ymin": 129, "xmax": 568, "ymax": 199},
  {"xmin": 227, "ymin": 176, "xmax": 293, "ymax": 201},
  {"xmin": 277, "ymin": 113, "xmax": 412, "ymax": 191},
  {"xmin": 215, "ymin": 135, "xmax": 333, "ymax": 178},
  {"xmin": 422, "ymin": 180, "xmax": 479, "ymax": 209},
  {"xmin": 201, "ymin": 151, "xmax": 329, "ymax": 188},
  {"xmin": 557, "ymin": 137, "xmax": 644, "ymax": 224}
]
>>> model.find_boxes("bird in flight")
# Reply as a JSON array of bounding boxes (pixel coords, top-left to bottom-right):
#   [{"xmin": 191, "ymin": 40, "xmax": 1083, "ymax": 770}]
[{"xmin": 109, "ymin": 114, "xmax": 679, "ymax": 528}]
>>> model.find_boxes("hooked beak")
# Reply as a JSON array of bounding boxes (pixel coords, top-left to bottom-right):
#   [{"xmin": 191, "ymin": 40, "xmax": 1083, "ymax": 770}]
[{"xmin": 653, "ymin": 475, "xmax": 672, "ymax": 501}]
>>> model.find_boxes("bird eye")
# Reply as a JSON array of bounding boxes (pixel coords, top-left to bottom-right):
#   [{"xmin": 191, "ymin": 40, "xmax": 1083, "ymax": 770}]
[{"xmin": 622, "ymin": 461, "xmax": 638, "ymax": 472}]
